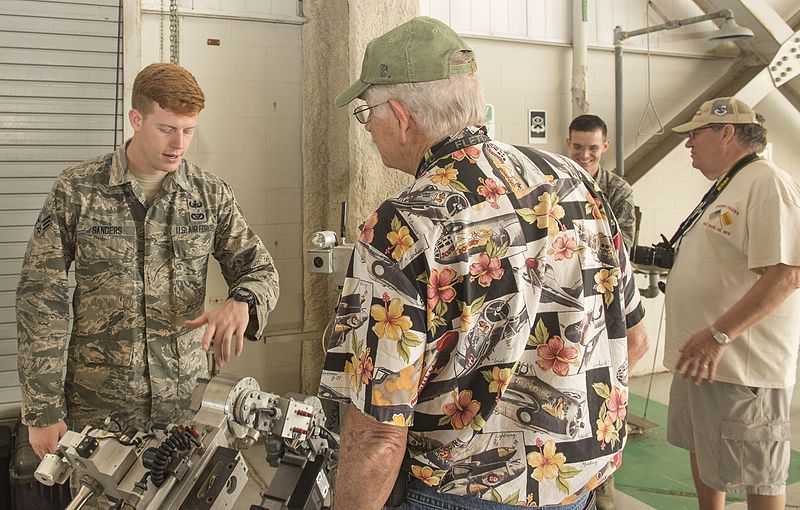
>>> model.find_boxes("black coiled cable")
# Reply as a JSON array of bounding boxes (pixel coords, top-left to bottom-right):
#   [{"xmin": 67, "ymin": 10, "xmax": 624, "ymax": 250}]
[{"xmin": 142, "ymin": 426, "xmax": 199, "ymax": 487}]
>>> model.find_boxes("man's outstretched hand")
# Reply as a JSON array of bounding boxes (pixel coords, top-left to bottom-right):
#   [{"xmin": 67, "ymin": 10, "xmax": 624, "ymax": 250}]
[{"xmin": 185, "ymin": 299, "xmax": 249, "ymax": 368}]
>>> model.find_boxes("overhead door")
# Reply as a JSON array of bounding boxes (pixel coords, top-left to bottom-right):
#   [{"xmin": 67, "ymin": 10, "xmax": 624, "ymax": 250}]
[{"xmin": 0, "ymin": 0, "xmax": 123, "ymax": 420}]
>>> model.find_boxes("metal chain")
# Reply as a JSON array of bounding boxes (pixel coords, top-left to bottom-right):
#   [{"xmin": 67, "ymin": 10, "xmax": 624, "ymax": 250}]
[
  {"xmin": 169, "ymin": 0, "xmax": 179, "ymax": 64},
  {"xmin": 159, "ymin": 0, "xmax": 165, "ymax": 62}
]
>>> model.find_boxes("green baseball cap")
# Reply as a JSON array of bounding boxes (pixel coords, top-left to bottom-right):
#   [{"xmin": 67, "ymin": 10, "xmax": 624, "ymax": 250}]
[{"xmin": 335, "ymin": 16, "xmax": 476, "ymax": 107}]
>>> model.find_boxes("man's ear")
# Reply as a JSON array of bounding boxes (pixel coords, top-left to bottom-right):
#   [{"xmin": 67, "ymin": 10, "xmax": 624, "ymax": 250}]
[
  {"xmin": 388, "ymin": 99, "xmax": 412, "ymax": 144},
  {"xmin": 129, "ymin": 109, "xmax": 143, "ymax": 132},
  {"xmin": 720, "ymin": 124, "xmax": 737, "ymax": 144},
  {"xmin": 600, "ymin": 138, "xmax": 609, "ymax": 154},
  {"xmin": 565, "ymin": 137, "xmax": 572, "ymax": 150}
]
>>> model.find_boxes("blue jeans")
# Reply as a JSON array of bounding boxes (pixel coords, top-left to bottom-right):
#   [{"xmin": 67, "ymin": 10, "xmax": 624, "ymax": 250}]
[{"xmin": 398, "ymin": 477, "xmax": 594, "ymax": 510}]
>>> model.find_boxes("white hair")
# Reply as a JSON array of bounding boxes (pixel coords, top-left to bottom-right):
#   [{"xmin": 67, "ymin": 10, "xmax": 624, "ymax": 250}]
[{"xmin": 364, "ymin": 51, "xmax": 486, "ymax": 144}]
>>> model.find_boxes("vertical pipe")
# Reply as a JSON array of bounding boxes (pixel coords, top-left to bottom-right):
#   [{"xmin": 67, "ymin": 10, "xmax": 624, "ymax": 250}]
[
  {"xmin": 571, "ymin": 0, "xmax": 589, "ymax": 117},
  {"xmin": 121, "ymin": 0, "xmax": 141, "ymax": 141},
  {"xmin": 614, "ymin": 31, "xmax": 624, "ymax": 177}
]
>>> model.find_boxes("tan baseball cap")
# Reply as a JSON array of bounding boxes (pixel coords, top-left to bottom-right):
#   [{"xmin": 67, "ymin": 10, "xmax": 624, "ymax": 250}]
[{"xmin": 673, "ymin": 97, "xmax": 759, "ymax": 133}]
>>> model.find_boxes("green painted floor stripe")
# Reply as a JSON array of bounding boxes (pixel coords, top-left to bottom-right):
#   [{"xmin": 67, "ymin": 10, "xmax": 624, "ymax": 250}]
[{"xmin": 614, "ymin": 393, "xmax": 800, "ymax": 509}]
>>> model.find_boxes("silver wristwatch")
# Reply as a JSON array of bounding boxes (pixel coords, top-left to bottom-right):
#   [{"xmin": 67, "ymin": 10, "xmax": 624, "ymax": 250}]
[{"xmin": 709, "ymin": 325, "xmax": 731, "ymax": 345}]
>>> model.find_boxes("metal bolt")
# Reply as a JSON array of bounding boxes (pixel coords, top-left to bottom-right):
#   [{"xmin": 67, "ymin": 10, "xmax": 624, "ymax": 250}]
[
  {"xmin": 777, "ymin": 61, "xmax": 783, "ymax": 66},
  {"xmin": 787, "ymin": 67, "xmax": 793, "ymax": 72},
  {"xmin": 771, "ymin": 66, "xmax": 778, "ymax": 71},
  {"xmin": 783, "ymin": 56, "xmax": 789, "ymax": 61}
]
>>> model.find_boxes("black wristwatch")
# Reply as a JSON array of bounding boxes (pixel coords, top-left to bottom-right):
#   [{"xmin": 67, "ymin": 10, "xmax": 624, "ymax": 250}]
[{"xmin": 228, "ymin": 287, "xmax": 256, "ymax": 313}]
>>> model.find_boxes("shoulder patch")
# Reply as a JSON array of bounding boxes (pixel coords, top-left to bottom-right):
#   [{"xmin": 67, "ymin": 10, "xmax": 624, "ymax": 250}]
[{"xmin": 34, "ymin": 211, "xmax": 52, "ymax": 237}]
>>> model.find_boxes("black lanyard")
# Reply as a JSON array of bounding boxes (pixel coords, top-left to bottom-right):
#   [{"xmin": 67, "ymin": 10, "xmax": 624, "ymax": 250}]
[
  {"xmin": 670, "ymin": 153, "xmax": 760, "ymax": 248},
  {"xmin": 416, "ymin": 127, "xmax": 490, "ymax": 178}
]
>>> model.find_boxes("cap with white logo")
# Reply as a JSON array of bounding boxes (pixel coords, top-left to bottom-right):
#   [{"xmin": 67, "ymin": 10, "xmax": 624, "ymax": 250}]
[{"xmin": 673, "ymin": 97, "xmax": 759, "ymax": 133}]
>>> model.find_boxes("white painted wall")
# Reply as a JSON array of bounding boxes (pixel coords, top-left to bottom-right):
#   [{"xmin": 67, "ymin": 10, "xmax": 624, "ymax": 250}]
[
  {"xmin": 420, "ymin": 0, "xmax": 725, "ymax": 53},
  {"xmin": 137, "ymin": 4, "xmax": 304, "ymax": 335},
  {"xmin": 134, "ymin": 2, "xmax": 306, "ymax": 390}
]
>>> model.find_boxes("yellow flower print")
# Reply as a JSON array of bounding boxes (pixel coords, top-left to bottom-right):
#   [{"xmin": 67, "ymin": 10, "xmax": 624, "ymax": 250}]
[
  {"xmin": 411, "ymin": 465, "xmax": 448, "ymax": 486},
  {"xmin": 593, "ymin": 267, "xmax": 620, "ymax": 294},
  {"xmin": 595, "ymin": 416, "xmax": 619, "ymax": 447},
  {"xmin": 459, "ymin": 304, "xmax": 474, "ymax": 332},
  {"xmin": 370, "ymin": 298, "xmax": 413, "ymax": 341},
  {"xmin": 487, "ymin": 366, "xmax": 514, "ymax": 395},
  {"xmin": 430, "ymin": 165, "xmax": 458, "ymax": 186},
  {"xmin": 386, "ymin": 221, "xmax": 414, "ymax": 261},
  {"xmin": 527, "ymin": 440, "xmax": 566, "ymax": 482},
  {"xmin": 387, "ymin": 413, "xmax": 412, "ymax": 426},
  {"xmin": 531, "ymin": 192, "xmax": 565, "ymax": 236}
]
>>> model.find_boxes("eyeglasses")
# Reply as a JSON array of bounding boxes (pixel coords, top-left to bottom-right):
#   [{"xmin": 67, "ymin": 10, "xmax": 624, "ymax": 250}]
[
  {"xmin": 570, "ymin": 143, "xmax": 603, "ymax": 154},
  {"xmin": 352, "ymin": 101, "xmax": 388, "ymax": 124},
  {"xmin": 687, "ymin": 125, "xmax": 717, "ymax": 140}
]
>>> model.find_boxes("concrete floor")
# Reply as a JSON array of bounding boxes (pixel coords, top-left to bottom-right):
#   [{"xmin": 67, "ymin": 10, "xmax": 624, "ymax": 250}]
[{"xmin": 232, "ymin": 371, "xmax": 800, "ymax": 509}]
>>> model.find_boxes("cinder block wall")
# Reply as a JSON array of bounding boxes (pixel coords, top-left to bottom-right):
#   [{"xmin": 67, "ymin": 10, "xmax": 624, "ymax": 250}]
[{"xmin": 300, "ymin": 0, "xmax": 418, "ymax": 394}]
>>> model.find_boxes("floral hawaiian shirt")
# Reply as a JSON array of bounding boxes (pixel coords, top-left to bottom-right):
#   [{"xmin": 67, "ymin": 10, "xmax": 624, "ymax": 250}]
[{"xmin": 319, "ymin": 127, "xmax": 644, "ymax": 507}]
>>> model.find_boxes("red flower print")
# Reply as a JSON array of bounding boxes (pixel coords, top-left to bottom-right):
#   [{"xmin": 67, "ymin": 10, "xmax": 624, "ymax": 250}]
[
  {"xmin": 469, "ymin": 253, "xmax": 505, "ymax": 287},
  {"xmin": 585, "ymin": 192, "xmax": 606, "ymax": 220},
  {"xmin": 606, "ymin": 387, "xmax": 627, "ymax": 422},
  {"xmin": 359, "ymin": 212, "xmax": 378, "ymax": 244},
  {"xmin": 548, "ymin": 234, "xmax": 578, "ymax": 261},
  {"xmin": 451, "ymin": 145, "xmax": 481, "ymax": 163},
  {"xmin": 477, "ymin": 177, "xmax": 507, "ymax": 209},
  {"xmin": 536, "ymin": 336, "xmax": 580, "ymax": 376},
  {"xmin": 441, "ymin": 389, "xmax": 481, "ymax": 430},
  {"xmin": 427, "ymin": 268, "xmax": 458, "ymax": 311}
]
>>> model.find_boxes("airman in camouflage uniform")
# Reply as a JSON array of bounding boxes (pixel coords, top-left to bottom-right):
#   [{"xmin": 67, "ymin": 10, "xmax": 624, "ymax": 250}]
[
  {"xmin": 567, "ymin": 114, "xmax": 637, "ymax": 250},
  {"xmin": 594, "ymin": 166, "xmax": 636, "ymax": 250},
  {"xmin": 567, "ymin": 114, "xmax": 635, "ymax": 510},
  {"xmin": 16, "ymin": 64, "xmax": 279, "ymax": 468}
]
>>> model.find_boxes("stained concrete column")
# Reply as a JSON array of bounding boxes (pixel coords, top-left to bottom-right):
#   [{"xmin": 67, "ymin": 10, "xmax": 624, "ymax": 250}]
[{"xmin": 301, "ymin": 0, "xmax": 417, "ymax": 393}]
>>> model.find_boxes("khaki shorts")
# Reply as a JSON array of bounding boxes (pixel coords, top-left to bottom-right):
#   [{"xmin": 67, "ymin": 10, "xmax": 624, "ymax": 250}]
[{"xmin": 666, "ymin": 375, "xmax": 791, "ymax": 496}]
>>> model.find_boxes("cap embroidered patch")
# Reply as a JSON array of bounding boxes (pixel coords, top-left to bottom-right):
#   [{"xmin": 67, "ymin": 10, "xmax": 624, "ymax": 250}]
[{"xmin": 713, "ymin": 105, "xmax": 728, "ymax": 116}]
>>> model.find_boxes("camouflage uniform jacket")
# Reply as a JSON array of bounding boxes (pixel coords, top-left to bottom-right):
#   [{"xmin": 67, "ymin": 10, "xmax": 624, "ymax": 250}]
[
  {"xmin": 595, "ymin": 167, "xmax": 636, "ymax": 251},
  {"xmin": 319, "ymin": 127, "xmax": 644, "ymax": 506},
  {"xmin": 17, "ymin": 143, "xmax": 279, "ymax": 430}
]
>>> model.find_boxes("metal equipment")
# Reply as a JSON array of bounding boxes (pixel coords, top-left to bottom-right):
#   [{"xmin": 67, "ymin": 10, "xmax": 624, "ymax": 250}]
[{"xmin": 34, "ymin": 375, "xmax": 338, "ymax": 510}]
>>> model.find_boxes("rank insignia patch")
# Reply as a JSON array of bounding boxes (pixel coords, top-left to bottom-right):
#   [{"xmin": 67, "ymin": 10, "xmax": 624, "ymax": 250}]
[{"xmin": 34, "ymin": 212, "xmax": 52, "ymax": 237}]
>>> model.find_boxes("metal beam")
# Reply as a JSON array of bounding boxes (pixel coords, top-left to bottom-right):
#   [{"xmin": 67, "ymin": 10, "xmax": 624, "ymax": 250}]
[
  {"xmin": 624, "ymin": 63, "xmax": 765, "ymax": 184},
  {"xmin": 620, "ymin": 0, "xmax": 800, "ymax": 183},
  {"xmin": 789, "ymin": 7, "xmax": 800, "ymax": 30}
]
